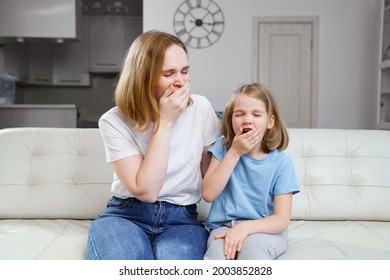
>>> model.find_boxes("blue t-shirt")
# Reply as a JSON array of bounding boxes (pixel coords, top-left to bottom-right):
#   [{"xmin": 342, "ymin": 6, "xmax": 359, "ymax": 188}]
[{"xmin": 205, "ymin": 137, "xmax": 300, "ymax": 229}]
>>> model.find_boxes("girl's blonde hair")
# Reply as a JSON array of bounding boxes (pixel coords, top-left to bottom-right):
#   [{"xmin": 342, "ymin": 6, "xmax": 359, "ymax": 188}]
[
  {"xmin": 222, "ymin": 82, "xmax": 289, "ymax": 152},
  {"xmin": 114, "ymin": 30, "xmax": 188, "ymax": 133}
]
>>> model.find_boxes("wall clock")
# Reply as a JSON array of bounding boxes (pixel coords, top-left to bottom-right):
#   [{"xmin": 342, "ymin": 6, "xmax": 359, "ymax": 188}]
[{"xmin": 173, "ymin": 0, "xmax": 225, "ymax": 49}]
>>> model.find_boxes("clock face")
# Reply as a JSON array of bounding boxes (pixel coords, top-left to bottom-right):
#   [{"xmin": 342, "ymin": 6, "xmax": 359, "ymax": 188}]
[{"xmin": 173, "ymin": 0, "xmax": 225, "ymax": 49}]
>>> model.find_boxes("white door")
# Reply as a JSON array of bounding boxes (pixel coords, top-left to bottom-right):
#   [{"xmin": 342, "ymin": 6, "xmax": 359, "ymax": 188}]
[{"xmin": 253, "ymin": 21, "xmax": 314, "ymax": 128}]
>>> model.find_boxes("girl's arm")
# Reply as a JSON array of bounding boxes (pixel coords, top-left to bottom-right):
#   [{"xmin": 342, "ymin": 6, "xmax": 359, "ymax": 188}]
[
  {"xmin": 215, "ymin": 193, "xmax": 293, "ymax": 260},
  {"xmin": 202, "ymin": 128, "xmax": 262, "ymax": 202},
  {"xmin": 112, "ymin": 84, "xmax": 190, "ymax": 203},
  {"xmin": 201, "ymin": 149, "xmax": 241, "ymax": 202}
]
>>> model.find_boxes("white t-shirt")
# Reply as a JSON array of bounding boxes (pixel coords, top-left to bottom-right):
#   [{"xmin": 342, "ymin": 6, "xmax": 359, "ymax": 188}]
[{"xmin": 98, "ymin": 94, "xmax": 222, "ymax": 205}]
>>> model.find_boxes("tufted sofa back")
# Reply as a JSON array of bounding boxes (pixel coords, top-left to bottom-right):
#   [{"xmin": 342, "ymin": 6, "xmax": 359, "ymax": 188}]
[
  {"xmin": 0, "ymin": 128, "xmax": 113, "ymax": 219},
  {"xmin": 1, "ymin": 127, "xmax": 390, "ymax": 222},
  {"xmin": 286, "ymin": 129, "xmax": 390, "ymax": 221},
  {"xmin": 197, "ymin": 129, "xmax": 390, "ymax": 222}
]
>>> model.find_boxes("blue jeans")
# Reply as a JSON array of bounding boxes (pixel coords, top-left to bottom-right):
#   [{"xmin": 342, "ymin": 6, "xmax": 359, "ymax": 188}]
[{"xmin": 86, "ymin": 197, "xmax": 209, "ymax": 260}]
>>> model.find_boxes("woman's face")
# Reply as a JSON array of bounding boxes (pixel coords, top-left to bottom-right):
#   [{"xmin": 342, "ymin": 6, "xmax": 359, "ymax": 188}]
[{"xmin": 154, "ymin": 44, "xmax": 190, "ymax": 101}]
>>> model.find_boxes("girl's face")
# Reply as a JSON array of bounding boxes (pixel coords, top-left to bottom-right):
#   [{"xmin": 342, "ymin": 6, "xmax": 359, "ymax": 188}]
[
  {"xmin": 155, "ymin": 44, "xmax": 190, "ymax": 101},
  {"xmin": 232, "ymin": 93, "xmax": 275, "ymax": 136}
]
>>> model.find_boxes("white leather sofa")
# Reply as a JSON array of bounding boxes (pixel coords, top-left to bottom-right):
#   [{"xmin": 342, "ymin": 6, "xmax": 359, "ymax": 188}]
[{"xmin": 0, "ymin": 127, "xmax": 389, "ymax": 260}]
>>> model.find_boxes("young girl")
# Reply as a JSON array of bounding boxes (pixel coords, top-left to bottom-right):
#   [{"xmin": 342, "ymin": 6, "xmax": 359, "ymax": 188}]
[{"xmin": 202, "ymin": 82, "xmax": 300, "ymax": 260}]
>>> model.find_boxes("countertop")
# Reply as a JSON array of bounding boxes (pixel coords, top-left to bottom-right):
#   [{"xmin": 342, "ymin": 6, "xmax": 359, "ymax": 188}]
[{"xmin": 0, "ymin": 104, "xmax": 76, "ymax": 109}]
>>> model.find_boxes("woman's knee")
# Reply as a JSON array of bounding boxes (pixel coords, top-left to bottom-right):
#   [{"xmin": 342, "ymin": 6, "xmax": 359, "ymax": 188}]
[
  {"xmin": 154, "ymin": 225, "xmax": 209, "ymax": 260},
  {"xmin": 87, "ymin": 217, "xmax": 153, "ymax": 259}
]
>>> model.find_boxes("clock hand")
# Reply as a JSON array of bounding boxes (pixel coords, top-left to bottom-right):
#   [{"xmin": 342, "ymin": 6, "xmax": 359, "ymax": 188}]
[
  {"xmin": 189, "ymin": 20, "xmax": 223, "ymax": 26},
  {"xmin": 202, "ymin": 22, "xmax": 216, "ymax": 26},
  {"xmin": 203, "ymin": 21, "xmax": 224, "ymax": 25}
]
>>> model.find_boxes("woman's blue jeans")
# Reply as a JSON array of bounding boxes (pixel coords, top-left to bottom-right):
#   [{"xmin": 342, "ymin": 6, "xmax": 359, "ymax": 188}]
[{"xmin": 86, "ymin": 197, "xmax": 209, "ymax": 260}]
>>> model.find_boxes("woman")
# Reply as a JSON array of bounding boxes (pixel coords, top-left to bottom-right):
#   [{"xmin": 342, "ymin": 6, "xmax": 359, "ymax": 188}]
[{"xmin": 86, "ymin": 30, "xmax": 221, "ymax": 260}]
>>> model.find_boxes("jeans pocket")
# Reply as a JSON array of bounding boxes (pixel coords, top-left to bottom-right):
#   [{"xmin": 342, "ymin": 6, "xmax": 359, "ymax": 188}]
[
  {"xmin": 181, "ymin": 204, "xmax": 199, "ymax": 219},
  {"xmin": 107, "ymin": 196, "xmax": 132, "ymax": 209}
]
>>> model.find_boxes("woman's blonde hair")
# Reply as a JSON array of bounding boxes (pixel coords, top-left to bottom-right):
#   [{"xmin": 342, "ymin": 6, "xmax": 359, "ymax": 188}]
[
  {"xmin": 222, "ymin": 82, "xmax": 289, "ymax": 152},
  {"xmin": 114, "ymin": 30, "xmax": 188, "ymax": 133}
]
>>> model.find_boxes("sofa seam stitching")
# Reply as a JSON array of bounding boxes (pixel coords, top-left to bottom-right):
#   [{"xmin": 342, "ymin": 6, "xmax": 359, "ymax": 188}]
[
  {"xmin": 356, "ymin": 221, "xmax": 390, "ymax": 242},
  {"xmin": 32, "ymin": 220, "xmax": 72, "ymax": 260},
  {"xmin": 307, "ymin": 221, "xmax": 352, "ymax": 259}
]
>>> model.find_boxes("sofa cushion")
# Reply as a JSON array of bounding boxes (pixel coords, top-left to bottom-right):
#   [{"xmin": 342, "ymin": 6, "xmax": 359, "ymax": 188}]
[
  {"xmin": 0, "ymin": 219, "xmax": 91, "ymax": 260},
  {"xmin": 2, "ymin": 218, "xmax": 388, "ymax": 260},
  {"xmin": 278, "ymin": 220, "xmax": 390, "ymax": 259}
]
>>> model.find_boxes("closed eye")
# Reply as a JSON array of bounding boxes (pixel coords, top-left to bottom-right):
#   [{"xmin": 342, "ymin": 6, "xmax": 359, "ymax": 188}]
[
  {"xmin": 162, "ymin": 72, "xmax": 173, "ymax": 77},
  {"xmin": 162, "ymin": 67, "xmax": 189, "ymax": 77}
]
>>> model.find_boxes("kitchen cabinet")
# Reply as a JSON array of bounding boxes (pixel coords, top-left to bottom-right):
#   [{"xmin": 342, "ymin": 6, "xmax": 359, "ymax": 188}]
[
  {"xmin": 2, "ymin": 14, "xmax": 142, "ymax": 85},
  {"xmin": 52, "ymin": 18, "xmax": 90, "ymax": 86},
  {"xmin": 4, "ymin": 42, "xmax": 49, "ymax": 84},
  {"xmin": 88, "ymin": 16, "xmax": 126, "ymax": 73},
  {"xmin": 125, "ymin": 17, "xmax": 143, "ymax": 51},
  {"xmin": 88, "ymin": 16, "xmax": 142, "ymax": 73},
  {"xmin": 0, "ymin": 104, "xmax": 77, "ymax": 128},
  {"xmin": 0, "ymin": 0, "xmax": 82, "ymax": 40},
  {"xmin": 4, "ymin": 42, "xmax": 29, "ymax": 82},
  {"xmin": 5, "ymin": 40, "xmax": 89, "ymax": 86},
  {"xmin": 28, "ymin": 42, "xmax": 53, "ymax": 85},
  {"xmin": 4, "ymin": 19, "xmax": 90, "ymax": 86}
]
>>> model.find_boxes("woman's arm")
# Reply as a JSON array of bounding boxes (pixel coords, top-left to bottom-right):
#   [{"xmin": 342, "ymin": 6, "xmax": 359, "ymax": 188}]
[
  {"xmin": 112, "ymin": 121, "xmax": 174, "ymax": 203},
  {"xmin": 200, "ymin": 144, "xmax": 213, "ymax": 178},
  {"xmin": 112, "ymin": 84, "xmax": 190, "ymax": 203}
]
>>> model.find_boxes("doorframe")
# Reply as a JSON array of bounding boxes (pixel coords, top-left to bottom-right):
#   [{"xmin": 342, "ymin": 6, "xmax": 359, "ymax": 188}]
[{"xmin": 251, "ymin": 16, "xmax": 319, "ymax": 128}]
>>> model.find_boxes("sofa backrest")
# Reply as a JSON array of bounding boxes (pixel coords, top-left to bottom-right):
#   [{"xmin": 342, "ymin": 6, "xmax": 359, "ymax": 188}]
[
  {"xmin": 0, "ymin": 127, "xmax": 113, "ymax": 219},
  {"xmin": 1, "ymin": 127, "xmax": 390, "ymax": 222},
  {"xmin": 286, "ymin": 129, "xmax": 390, "ymax": 221}
]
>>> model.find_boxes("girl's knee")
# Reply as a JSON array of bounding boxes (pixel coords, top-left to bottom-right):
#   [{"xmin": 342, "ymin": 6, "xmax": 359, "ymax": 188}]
[{"xmin": 237, "ymin": 232, "xmax": 288, "ymax": 260}]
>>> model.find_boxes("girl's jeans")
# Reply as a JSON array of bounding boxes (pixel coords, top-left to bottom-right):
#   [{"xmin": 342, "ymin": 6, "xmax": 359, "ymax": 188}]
[{"xmin": 86, "ymin": 196, "xmax": 209, "ymax": 260}]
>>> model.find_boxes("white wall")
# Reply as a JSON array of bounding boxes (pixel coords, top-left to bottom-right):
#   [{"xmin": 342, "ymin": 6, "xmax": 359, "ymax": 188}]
[{"xmin": 144, "ymin": 0, "xmax": 379, "ymax": 129}]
